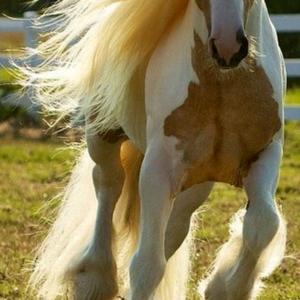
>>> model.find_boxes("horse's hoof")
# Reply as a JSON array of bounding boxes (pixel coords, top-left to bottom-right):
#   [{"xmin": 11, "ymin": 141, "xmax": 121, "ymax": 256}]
[{"xmin": 66, "ymin": 268, "xmax": 118, "ymax": 300}]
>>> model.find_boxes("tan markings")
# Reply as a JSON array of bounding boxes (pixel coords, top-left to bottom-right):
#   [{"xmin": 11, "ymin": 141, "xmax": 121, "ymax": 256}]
[
  {"xmin": 99, "ymin": 128, "xmax": 127, "ymax": 144},
  {"xmin": 164, "ymin": 33, "xmax": 281, "ymax": 190}
]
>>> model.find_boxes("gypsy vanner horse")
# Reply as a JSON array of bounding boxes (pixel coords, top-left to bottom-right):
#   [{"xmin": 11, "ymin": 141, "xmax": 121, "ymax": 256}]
[{"xmin": 23, "ymin": 0, "xmax": 287, "ymax": 299}]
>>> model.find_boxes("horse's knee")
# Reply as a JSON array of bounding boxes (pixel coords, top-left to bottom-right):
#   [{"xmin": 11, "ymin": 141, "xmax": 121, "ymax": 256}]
[
  {"xmin": 244, "ymin": 196, "xmax": 280, "ymax": 253},
  {"xmin": 92, "ymin": 164, "xmax": 124, "ymax": 195}
]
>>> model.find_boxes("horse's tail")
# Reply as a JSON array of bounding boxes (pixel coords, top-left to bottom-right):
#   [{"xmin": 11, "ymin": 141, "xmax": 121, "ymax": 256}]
[
  {"xmin": 29, "ymin": 141, "xmax": 189, "ymax": 299},
  {"xmin": 29, "ymin": 149, "xmax": 99, "ymax": 299}
]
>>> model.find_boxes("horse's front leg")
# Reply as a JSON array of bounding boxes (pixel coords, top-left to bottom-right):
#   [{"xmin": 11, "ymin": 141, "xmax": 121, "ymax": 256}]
[
  {"xmin": 204, "ymin": 140, "xmax": 286, "ymax": 300},
  {"xmin": 70, "ymin": 131, "xmax": 125, "ymax": 300},
  {"xmin": 129, "ymin": 138, "xmax": 182, "ymax": 300}
]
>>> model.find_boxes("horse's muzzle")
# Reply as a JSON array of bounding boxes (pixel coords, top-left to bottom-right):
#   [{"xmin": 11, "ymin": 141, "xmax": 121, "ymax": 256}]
[{"xmin": 209, "ymin": 28, "xmax": 249, "ymax": 69}]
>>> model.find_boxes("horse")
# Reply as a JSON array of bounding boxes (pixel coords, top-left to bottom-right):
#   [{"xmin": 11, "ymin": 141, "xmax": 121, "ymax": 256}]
[{"xmin": 22, "ymin": 0, "xmax": 287, "ymax": 299}]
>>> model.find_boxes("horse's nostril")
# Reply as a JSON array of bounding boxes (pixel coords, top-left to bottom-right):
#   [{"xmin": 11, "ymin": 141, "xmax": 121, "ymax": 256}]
[
  {"xmin": 239, "ymin": 34, "xmax": 249, "ymax": 59},
  {"xmin": 230, "ymin": 34, "xmax": 249, "ymax": 67},
  {"xmin": 210, "ymin": 38, "xmax": 219, "ymax": 59},
  {"xmin": 235, "ymin": 29, "xmax": 249, "ymax": 60},
  {"xmin": 209, "ymin": 31, "xmax": 249, "ymax": 69}
]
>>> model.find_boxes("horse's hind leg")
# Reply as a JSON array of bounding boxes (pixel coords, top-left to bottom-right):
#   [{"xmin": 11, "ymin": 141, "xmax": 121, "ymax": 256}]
[
  {"xmin": 70, "ymin": 130, "xmax": 126, "ymax": 300},
  {"xmin": 204, "ymin": 141, "xmax": 286, "ymax": 300},
  {"xmin": 165, "ymin": 182, "xmax": 213, "ymax": 259}
]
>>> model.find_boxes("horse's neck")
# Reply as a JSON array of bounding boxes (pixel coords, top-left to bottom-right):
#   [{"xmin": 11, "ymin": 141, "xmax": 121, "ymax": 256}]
[
  {"xmin": 246, "ymin": 0, "xmax": 285, "ymax": 103},
  {"xmin": 246, "ymin": 1, "xmax": 278, "ymax": 59}
]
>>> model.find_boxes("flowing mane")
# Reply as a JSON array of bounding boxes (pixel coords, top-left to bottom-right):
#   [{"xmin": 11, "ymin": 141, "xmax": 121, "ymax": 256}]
[{"xmin": 22, "ymin": 0, "xmax": 188, "ymax": 132}]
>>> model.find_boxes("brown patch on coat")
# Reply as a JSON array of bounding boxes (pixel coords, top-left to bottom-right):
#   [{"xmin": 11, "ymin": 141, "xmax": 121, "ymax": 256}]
[
  {"xmin": 99, "ymin": 128, "xmax": 127, "ymax": 144},
  {"xmin": 164, "ymin": 33, "xmax": 281, "ymax": 190}
]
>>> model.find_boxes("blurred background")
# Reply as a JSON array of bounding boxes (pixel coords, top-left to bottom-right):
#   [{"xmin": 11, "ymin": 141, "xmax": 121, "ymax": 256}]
[{"xmin": 0, "ymin": 1, "xmax": 299, "ymax": 299}]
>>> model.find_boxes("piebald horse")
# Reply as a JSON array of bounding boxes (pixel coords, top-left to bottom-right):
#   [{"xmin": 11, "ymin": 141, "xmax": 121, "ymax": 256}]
[{"xmin": 24, "ymin": 0, "xmax": 287, "ymax": 299}]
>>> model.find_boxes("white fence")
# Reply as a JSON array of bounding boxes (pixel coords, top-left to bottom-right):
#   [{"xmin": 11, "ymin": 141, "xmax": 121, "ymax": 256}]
[
  {"xmin": 0, "ymin": 12, "xmax": 300, "ymax": 119},
  {"xmin": 272, "ymin": 14, "xmax": 300, "ymax": 78}
]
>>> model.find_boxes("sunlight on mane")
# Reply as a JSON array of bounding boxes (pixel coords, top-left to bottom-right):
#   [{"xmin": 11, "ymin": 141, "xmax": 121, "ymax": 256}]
[{"xmin": 20, "ymin": 0, "xmax": 189, "ymax": 133}]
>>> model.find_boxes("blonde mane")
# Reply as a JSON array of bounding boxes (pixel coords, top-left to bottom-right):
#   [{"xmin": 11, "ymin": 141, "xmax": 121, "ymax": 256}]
[{"xmin": 22, "ymin": 0, "xmax": 189, "ymax": 132}]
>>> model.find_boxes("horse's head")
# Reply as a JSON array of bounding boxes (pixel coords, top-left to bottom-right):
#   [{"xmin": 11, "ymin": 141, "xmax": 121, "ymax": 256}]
[{"xmin": 198, "ymin": 0, "xmax": 255, "ymax": 69}]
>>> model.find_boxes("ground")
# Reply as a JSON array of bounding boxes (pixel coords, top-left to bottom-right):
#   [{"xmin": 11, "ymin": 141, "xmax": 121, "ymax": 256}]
[{"xmin": 0, "ymin": 91, "xmax": 299, "ymax": 299}]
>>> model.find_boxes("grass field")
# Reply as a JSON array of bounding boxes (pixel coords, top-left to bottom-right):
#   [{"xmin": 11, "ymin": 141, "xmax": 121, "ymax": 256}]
[{"xmin": 0, "ymin": 92, "xmax": 299, "ymax": 299}]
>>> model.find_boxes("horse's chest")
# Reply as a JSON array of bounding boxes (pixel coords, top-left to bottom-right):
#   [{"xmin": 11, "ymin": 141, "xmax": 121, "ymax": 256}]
[{"xmin": 164, "ymin": 67, "xmax": 281, "ymax": 189}]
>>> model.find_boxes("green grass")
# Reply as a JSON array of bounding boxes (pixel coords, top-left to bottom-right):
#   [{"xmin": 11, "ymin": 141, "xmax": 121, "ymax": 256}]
[
  {"xmin": 0, "ymin": 69, "xmax": 16, "ymax": 83},
  {"xmin": 0, "ymin": 68, "xmax": 20, "ymax": 100},
  {"xmin": 0, "ymin": 139, "xmax": 77, "ymax": 299},
  {"xmin": 286, "ymin": 88, "xmax": 300, "ymax": 105},
  {"xmin": 0, "ymin": 121, "xmax": 300, "ymax": 300}
]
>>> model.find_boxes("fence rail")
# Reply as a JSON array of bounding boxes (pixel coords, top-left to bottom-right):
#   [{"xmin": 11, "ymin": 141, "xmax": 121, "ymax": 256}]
[
  {"xmin": 271, "ymin": 14, "xmax": 300, "ymax": 33},
  {"xmin": 0, "ymin": 12, "xmax": 300, "ymax": 120}
]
